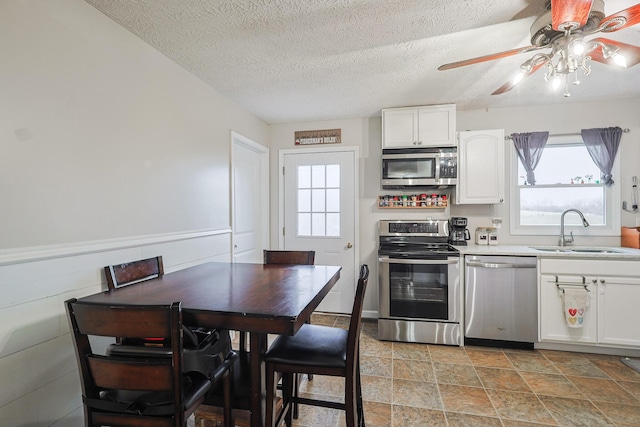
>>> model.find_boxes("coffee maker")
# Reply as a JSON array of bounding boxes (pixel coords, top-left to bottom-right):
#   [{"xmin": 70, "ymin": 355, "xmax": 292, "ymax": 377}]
[{"xmin": 448, "ymin": 217, "xmax": 471, "ymax": 246}]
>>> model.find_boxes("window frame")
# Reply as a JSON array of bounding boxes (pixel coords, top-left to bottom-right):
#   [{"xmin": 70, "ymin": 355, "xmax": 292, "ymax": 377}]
[{"xmin": 509, "ymin": 135, "xmax": 620, "ymax": 237}]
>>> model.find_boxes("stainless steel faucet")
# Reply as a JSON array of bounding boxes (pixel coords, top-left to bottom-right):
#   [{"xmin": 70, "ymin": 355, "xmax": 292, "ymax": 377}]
[{"xmin": 559, "ymin": 209, "xmax": 590, "ymax": 246}]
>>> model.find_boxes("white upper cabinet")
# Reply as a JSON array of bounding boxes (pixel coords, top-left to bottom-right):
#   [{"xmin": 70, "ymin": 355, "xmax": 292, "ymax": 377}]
[
  {"xmin": 382, "ymin": 104, "xmax": 456, "ymax": 148},
  {"xmin": 456, "ymin": 129, "xmax": 505, "ymax": 204}
]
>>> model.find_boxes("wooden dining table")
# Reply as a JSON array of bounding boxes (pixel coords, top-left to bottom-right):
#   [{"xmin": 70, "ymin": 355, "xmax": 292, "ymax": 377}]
[{"xmin": 78, "ymin": 261, "xmax": 341, "ymax": 427}]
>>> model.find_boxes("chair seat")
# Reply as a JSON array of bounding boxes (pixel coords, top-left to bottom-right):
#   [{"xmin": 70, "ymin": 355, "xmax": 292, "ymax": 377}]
[
  {"xmin": 265, "ymin": 324, "xmax": 348, "ymax": 369},
  {"xmin": 96, "ymin": 371, "xmax": 211, "ymax": 416}
]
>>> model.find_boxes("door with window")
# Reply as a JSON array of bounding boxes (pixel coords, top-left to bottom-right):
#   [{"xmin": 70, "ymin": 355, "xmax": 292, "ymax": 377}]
[{"xmin": 281, "ymin": 148, "xmax": 357, "ymax": 314}]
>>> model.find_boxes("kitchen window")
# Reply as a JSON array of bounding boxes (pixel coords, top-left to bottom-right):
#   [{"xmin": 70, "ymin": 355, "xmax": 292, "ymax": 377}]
[{"xmin": 510, "ymin": 136, "xmax": 620, "ymax": 236}]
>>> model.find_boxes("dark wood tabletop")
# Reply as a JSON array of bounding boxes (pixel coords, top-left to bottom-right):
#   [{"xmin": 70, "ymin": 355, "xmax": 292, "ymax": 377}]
[{"xmin": 78, "ymin": 261, "xmax": 341, "ymax": 426}]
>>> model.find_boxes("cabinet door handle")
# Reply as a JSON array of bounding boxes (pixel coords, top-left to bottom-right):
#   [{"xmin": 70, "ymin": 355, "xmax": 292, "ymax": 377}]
[{"xmin": 600, "ymin": 279, "xmax": 605, "ymax": 284}]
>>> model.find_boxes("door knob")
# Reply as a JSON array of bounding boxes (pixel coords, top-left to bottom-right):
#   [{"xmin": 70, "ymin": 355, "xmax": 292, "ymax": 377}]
[{"xmin": 347, "ymin": 242, "xmax": 353, "ymax": 248}]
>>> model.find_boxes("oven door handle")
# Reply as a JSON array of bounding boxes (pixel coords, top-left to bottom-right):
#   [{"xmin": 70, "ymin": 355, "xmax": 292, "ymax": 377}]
[{"xmin": 378, "ymin": 256, "xmax": 459, "ymax": 265}]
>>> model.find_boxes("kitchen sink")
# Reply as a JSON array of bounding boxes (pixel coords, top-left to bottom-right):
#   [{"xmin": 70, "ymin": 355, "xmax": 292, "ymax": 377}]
[{"xmin": 529, "ymin": 246, "xmax": 630, "ymax": 254}]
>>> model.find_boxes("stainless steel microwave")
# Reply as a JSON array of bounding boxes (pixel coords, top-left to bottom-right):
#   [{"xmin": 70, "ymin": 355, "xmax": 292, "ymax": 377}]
[{"xmin": 381, "ymin": 147, "xmax": 457, "ymax": 189}]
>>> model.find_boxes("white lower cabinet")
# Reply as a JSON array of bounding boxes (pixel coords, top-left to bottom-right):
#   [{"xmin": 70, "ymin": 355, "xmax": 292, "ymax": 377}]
[
  {"xmin": 540, "ymin": 274, "xmax": 598, "ymax": 344},
  {"xmin": 597, "ymin": 278, "xmax": 640, "ymax": 347},
  {"xmin": 539, "ymin": 259, "xmax": 640, "ymax": 349}
]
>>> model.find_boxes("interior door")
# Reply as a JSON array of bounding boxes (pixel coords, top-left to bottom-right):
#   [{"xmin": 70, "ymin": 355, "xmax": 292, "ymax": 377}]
[
  {"xmin": 281, "ymin": 148, "xmax": 358, "ymax": 314},
  {"xmin": 232, "ymin": 132, "xmax": 268, "ymax": 263}
]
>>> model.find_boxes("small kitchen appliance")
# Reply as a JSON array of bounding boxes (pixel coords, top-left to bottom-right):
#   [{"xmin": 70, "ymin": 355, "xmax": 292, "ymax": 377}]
[{"xmin": 448, "ymin": 217, "xmax": 470, "ymax": 246}]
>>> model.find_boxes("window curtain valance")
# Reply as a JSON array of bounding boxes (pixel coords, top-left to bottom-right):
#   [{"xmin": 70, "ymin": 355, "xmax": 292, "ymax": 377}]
[
  {"xmin": 511, "ymin": 131, "xmax": 549, "ymax": 185},
  {"xmin": 581, "ymin": 127, "xmax": 622, "ymax": 187}
]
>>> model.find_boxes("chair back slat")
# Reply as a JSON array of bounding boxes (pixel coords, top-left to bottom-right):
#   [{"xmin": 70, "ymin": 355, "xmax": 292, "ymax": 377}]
[
  {"xmin": 73, "ymin": 301, "xmax": 172, "ymax": 339},
  {"xmin": 263, "ymin": 250, "xmax": 315, "ymax": 265},
  {"xmin": 88, "ymin": 356, "xmax": 173, "ymax": 391},
  {"xmin": 105, "ymin": 256, "xmax": 164, "ymax": 290}
]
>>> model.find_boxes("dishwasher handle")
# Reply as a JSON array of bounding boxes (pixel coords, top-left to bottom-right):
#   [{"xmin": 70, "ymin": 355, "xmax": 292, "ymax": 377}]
[{"xmin": 466, "ymin": 261, "xmax": 536, "ymax": 269}]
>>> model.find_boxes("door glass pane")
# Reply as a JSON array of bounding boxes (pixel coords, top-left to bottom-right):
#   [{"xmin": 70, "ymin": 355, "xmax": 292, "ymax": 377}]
[
  {"xmin": 312, "ymin": 189, "xmax": 325, "ymax": 212},
  {"xmin": 326, "ymin": 213, "xmax": 340, "ymax": 236},
  {"xmin": 298, "ymin": 213, "xmax": 311, "ymax": 236},
  {"xmin": 298, "ymin": 165, "xmax": 311, "ymax": 188},
  {"xmin": 298, "ymin": 189, "xmax": 311, "ymax": 212},
  {"xmin": 326, "ymin": 189, "xmax": 340, "ymax": 212},
  {"xmin": 326, "ymin": 164, "xmax": 340, "ymax": 187},
  {"xmin": 312, "ymin": 165, "xmax": 325, "ymax": 188},
  {"xmin": 312, "ymin": 213, "xmax": 325, "ymax": 236}
]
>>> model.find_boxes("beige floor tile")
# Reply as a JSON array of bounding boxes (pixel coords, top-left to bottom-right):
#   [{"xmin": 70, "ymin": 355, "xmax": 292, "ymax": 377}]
[
  {"xmin": 476, "ymin": 367, "xmax": 531, "ymax": 392},
  {"xmin": 445, "ymin": 411, "xmax": 503, "ymax": 427},
  {"xmin": 487, "ymin": 389, "xmax": 557, "ymax": 425},
  {"xmin": 548, "ymin": 357, "xmax": 610, "ymax": 378},
  {"xmin": 538, "ymin": 395, "xmax": 614, "ymax": 426},
  {"xmin": 392, "ymin": 342, "xmax": 431, "ymax": 361},
  {"xmin": 466, "ymin": 348, "xmax": 514, "ymax": 369},
  {"xmin": 592, "ymin": 401, "xmax": 640, "ymax": 426},
  {"xmin": 393, "ymin": 358, "xmax": 435, "ymax": 382},
  {"xmin": 392, "ymin": 379, "xmax": 442, "ymax": 410},
  {"xmin": 519, "ymin": 371, "xmax": 586, "ymax": 398},
  {"xmin": 340, "ymin": 401, "xmax": 391, "ymax": 427},
  {"xmin": 360, "ymin": 335, "xmax": 392, "ymax": 357},
  {"xmin": 392, "ymin": 405, "xmax": 447, "ymax": 427},
  {"xmin": 361, "ymin": 375, "xmax": 392, "ymax": 404},
  {"xmin": 591, "ymin": 359, "xmax": 640, "ymax": 382},
  {"xmin": 567, "ymin": 376, "xmax": 639, "ymax": 405},
  {"xmin": 360, "ymin": 354, "xmax": 392, "ymax": 378},
  {"xmin": 438, "ymin": 384, "xmax": 497, "ymax": 417},
  {"xmin": 310, "ymin": 313, "xmax": 338, "ymax": 326},
  {"xmin": 617, "ymin": 380, "xmax": 640, "ymax": 401},
  {"xmin": 505, "ymin": 352, "xmax": 561, "ymax": 375},
  {"xmin": 433, "ymin": 362, "xmax": 483, "ymax": 387},
  {"xmin": 429, "ymin": 345, "xmax": 472, "ymax": 365}
]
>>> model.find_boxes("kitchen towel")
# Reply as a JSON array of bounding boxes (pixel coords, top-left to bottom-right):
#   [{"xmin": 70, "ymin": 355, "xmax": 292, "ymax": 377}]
[{"xmin": 562, "ymin": 288, "xmax": 589, "ymax": 328}]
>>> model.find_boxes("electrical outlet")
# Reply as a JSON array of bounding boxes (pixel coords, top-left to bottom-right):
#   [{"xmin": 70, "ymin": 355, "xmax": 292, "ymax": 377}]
[{"xmin": 491, "ymin": 218, "xmax": 502, "ymax": 229}]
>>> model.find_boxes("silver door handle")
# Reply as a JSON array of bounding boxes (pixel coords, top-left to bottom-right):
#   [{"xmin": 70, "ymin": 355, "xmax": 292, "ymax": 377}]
[
  {"xmin": 378, "ymin": 256, "xmax": 459, "ymax": 265},
  {"xmin": 466, "ymin": 261, "xmax": 535, "ymax": 269}
]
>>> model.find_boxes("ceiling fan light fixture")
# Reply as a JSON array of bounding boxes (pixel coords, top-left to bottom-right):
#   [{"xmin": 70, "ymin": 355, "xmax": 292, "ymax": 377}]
[
  {"xmin": 572, "ymin": 40, "xmax": 586, "ymax": 55},
  {"xmin": 613, "ymin": 53, "xmax": 627, "ymax": 68},
  {"xmin": 513, "ymin": 71, "xmax": 526, "ymax": 85},
  {"xmin": 552, "ymin": 74, "xmax": 562, "ymax": 90}
]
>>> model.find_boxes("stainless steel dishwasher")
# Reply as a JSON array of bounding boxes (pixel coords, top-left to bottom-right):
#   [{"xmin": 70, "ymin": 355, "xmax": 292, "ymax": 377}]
[{"xmin": 464, "ymin": 255, "xmax": 537, "ymax": 349}]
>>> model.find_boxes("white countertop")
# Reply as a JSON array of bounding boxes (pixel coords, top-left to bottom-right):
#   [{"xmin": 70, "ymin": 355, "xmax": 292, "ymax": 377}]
[{"xmin": 455, "ymin": 244, "xmax": 640, "ymax": 259}]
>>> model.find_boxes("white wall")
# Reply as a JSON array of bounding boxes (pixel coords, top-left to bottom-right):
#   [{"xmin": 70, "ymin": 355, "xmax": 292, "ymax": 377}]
[
  {"xmin": 0, "ymin": 0, "xmax": 269, "ymax": 425},
  {"xmin": 0, "ymin": 0, "xmax": 269, "ymax": 250}
]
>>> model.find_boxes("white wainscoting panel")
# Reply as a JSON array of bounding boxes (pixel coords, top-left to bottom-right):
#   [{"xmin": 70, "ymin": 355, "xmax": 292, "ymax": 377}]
[{"xmin": 0, "ymin": 229, "xmax": 231, "ymax": 426}]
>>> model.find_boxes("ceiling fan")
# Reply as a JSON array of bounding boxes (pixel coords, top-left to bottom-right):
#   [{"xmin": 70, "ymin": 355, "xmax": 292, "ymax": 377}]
[{"xmin": 438, "ymin": 0, "xmax": 640, "ymax": 96}]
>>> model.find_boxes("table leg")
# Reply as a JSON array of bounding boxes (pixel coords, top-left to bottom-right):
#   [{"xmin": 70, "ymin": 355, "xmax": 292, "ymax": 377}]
[{"xmin": 249, "ymin": 331, "xmax": 267, "ymax": 427}]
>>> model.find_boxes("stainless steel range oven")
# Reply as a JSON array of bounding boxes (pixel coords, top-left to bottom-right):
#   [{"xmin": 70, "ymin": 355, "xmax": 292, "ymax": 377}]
[{"xmin": 378, "ymin": 220, "xmax": 461, "ymax": 345}]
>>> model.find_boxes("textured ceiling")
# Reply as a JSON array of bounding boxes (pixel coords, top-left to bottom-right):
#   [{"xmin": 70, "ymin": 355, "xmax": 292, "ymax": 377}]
[{"xmin": 85, "ymin": 0, "xmax": 640, "ymax": 124}]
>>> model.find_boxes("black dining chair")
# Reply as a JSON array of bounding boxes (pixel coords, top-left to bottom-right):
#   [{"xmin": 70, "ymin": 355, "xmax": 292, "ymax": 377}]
[
  {"xmin": 65, "ymin": 299, "xmax": 238, "ymax": 427},
  {"xmin": 264, "ymin": 264, "xmax": 369, "ymax": 427},
  {"xmin": 104, "ymin": 256, "xmax": 227, "ymax": 379}
]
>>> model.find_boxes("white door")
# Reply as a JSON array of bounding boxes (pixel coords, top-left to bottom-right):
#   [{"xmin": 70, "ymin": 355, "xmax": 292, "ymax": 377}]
[
  {"xmin": 232, "ymin": 132, "xmax": 269, "ymax": 263},
  {"xmin": 280, "ymin": 147, "xmax": 358, "ymax": 314}
]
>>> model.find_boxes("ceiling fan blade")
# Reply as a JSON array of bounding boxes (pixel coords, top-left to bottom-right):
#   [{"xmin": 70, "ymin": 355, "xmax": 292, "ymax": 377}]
[
  {"xmin": 598, "ymin": 3, "xmax": 640, "ymax": 32},
  {"xmin": 590, "ymin": 37, "xmax": 640, "ymax": 68},
  {"xmin": 438, "ymin": 46, "xmax": 542, "ymax": 71},
  {"xmin": 491, "ymin": 59, "xmax": 549, "ymax": 95},
  {"xmin": 552, "ymin": 0, "xmax": 594, "ymax": 31}
]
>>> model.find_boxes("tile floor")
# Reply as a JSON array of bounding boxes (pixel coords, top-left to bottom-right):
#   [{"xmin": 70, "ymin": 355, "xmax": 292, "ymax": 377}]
[{"xmin": 286, "ymin": 313, "xmax": 640, "ymax": 427}]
